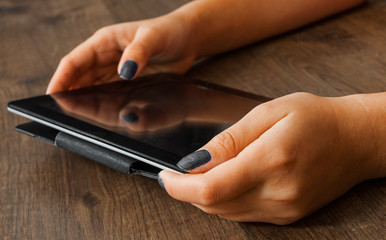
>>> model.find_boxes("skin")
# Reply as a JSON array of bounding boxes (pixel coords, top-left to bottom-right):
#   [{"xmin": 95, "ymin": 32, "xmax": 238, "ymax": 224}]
[
  {"xmin": 161, "ymin": 92, "xmax": 386, "ymax": 224},
  {"xmin": 46, "ymin": 0, "xmax": 386, "ymax": 224},
  {"xmin": 46, "ymin": 0, "xmax": 367, "ymax": 94}
]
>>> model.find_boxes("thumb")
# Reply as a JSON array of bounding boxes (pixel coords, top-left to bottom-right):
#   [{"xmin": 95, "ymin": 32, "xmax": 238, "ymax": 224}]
[
  {"xmin": 117, "ymin": 28, "xmax": 165, "ymax": 80},
  {"xmin": 177, "ymin": 103, "xmax": 286, "ymax": 173},
  {"xmin": 118, "ymin": 42, "xmax": 148, "ymax": 80}
]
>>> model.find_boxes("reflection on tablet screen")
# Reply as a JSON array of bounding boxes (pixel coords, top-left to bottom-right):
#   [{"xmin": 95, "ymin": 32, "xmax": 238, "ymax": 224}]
[{"xmin": 51, "ymin": 74, "xmax": 261, "ymax": 157}]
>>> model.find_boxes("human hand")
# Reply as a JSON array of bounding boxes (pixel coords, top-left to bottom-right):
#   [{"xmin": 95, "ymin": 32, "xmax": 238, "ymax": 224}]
[
  {"xmin": 159, "ymin": 92, "xmax": 385, "ymax": 224},
  {"xmin": 45, "ymin": 0, "xmax": 366, "ymax": 94},
  {"xmin": 46, "ymin": 14, "xmax": 197, "ymax": 94},
  {"xmin": 45, "ymin": 0, "xmax": 366, "ymax": 95}
]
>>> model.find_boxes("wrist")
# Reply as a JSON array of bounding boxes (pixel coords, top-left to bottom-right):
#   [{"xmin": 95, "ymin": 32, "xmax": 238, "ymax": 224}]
[
  {"xmin": 352, "ymin": 93, "xmax": 386, "ymax": 179},
  {"xmin": 333, "ymin": 93, "xmax": 386, "ymax": 181},
  {"xmin": 167, "ymin": 0, "xmax": 246, "ymax": 58},
  {"xmin": 164, "ymin": 6, "xmax": 203, "ymax": 62}
]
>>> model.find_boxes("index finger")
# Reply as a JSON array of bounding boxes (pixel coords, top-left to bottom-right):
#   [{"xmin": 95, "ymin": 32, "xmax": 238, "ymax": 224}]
[
  {"xmin": 159, "ymin": 139, "xmax": 267, "ymax": 206},
  {"xmin": 159, "ymin": 110, "xmax": 292, "ymax": 206},
  {"xmin": 46, "ymin": 38, "xmax": 97, "ymax": 94}
]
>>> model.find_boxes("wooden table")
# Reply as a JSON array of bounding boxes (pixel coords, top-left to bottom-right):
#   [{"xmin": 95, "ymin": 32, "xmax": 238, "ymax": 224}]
[{"xmin": 1, "ymin": 0, "xmax": 385, "ymax": 239}]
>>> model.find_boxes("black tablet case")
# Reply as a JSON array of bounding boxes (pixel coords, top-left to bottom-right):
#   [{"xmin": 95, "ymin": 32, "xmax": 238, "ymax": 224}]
[{"xmin": 16, "ymin": 121, "xmax": 161, "ymax": 179}]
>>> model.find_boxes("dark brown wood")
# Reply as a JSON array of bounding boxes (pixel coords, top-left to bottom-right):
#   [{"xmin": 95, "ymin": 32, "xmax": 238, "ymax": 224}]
[{"xmin": 1, "ymin": 0, "xmax": 385, "ymax": 239}]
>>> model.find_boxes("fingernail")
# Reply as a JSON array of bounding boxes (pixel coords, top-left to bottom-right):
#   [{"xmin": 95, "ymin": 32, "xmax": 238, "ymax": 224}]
[
  {"xmin": 157, "ymin": 173, "xmax": 165, "ymax": 190},
  {"xmin": 177, "ymin": 149, "xmax": 211, "ymax": 171},
  {"xmin": 121, "ymin": 112, "xmax": 139, "ymax": 123},
  {"xmin": 119, "ymin": 60, "xmax": 138, "ymax": 80}
]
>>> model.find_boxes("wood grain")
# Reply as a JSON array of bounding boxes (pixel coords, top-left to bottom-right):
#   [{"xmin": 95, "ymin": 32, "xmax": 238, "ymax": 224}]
[{"xmin": 1, "ymin": 0, "xmax": 385, "ymax": 239}]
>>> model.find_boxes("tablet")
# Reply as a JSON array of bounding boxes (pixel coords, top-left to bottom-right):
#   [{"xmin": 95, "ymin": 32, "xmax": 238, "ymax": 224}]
[{"xmin": 8, "ymin": 73, "xmax": 270, "ymax": 175}]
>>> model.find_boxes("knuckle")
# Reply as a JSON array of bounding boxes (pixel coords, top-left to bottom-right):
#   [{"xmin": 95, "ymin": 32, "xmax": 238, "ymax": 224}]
[
  {"xmin": 196, "ymin": 179, "xmax": 219, "ymax": 207},
  {"xmin": 211, "ymin": 130, "xmax": 238, "ymax": 157},
  {"xmin": 59, "ymin": 55, "xmax": 69, "ymax": 64},
  {"xmin": 265, "ymin": 183, "xmax": 303, "ymax": 206},
  {"xmin": 268, "ymin": 185, "xmax": 307, "ymax": 225},
  {"xmin": 277, "ymin": 146, "xmax": 298, "ymax": 168},
  {"xmin": 91, "ymin": 27, "xmax": 115, "ymax": 47},
  {"xmin": 59, "ymin": 55, "xmax": 74, "ymax": 68},
  {"xmin": 264, "ymin": 147, "xmax": 298, "ymax": 175},
  {"xmin": 289, "ymin": 92, "xmax": 317, "ymax": 100},
  {"xmin": 275, "ymin": 205, "xmax": 306, "ymax": 225},
  {"xmin": 277, "ymin": 184, "xmax": 303, "ymax": 204},
  {"xmin": 255, "ymin": 101, "xmax": 274, "ymax": 113},
  {"xmin": 289, "ymin": 92, "xmax": 321, "ymax": 108},
  {"xmin": 140, "ymin": 24, "xmax": 163, "ymax": 37},
  {"xmin": 252, "ymin": 101, "xmax": 276, "ymax": 117},
  {"xmin": 93, "ymin": 26, "xmax": 110, "ymax": 37},
  {"xmin": 262, "ymin": 193, "xmax": 306, "ymax": 225},
  {"xmin": 128, "ymin": 41, "xmax": 147, "ymax": 56}
]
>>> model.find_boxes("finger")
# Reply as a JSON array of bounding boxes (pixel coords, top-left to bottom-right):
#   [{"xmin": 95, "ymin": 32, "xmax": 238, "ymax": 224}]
[
  {"xmin": 159, "ymin": 111, "xmax": 292, "ymax": 204},
  {"xmin": 46, "ymin": 39, "xmax": 97, "ymax": 94},
  {"xmin": 159, "ymin": 140, "xmax": 267, "ymax": 206},
  {"xmin": 70, "ymin": 65, "xmax": 119, "ymax": 90},
  {"xmin": 118, "ymin": 29, "xmax": 165, "ymax": 80},
  {"xmin": 47, "ymin": 27, "xmax": 122, "ymax": 94},
  {"xmin": 192, "ymin": 190, "xmax": 294, "ymax": 223},
  {"xmin": 176, "ymin": 101, "xmax": 288, "ymax": 173},
  {"xmin": 158, "ymin": 169, "xmax": 252, "ymax": 207},
  {"xmin": 192, "ymin": 116, "xmax": 305, "ymax": 224},
  {"xmin": 191, "ymin": 190, "xmax": 266, "ymax": 217}
]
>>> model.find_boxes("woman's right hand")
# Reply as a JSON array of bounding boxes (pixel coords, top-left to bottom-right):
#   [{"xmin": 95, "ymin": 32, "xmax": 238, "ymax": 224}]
[{"xmin": 46, "ymin": 14, "xmax": 197, "ymax": 94}]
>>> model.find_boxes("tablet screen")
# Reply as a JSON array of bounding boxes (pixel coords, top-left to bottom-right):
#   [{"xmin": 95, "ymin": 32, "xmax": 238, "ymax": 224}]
[{"xmin": 9, "ymin": 74, "xmax": 268, "ymax": 170}]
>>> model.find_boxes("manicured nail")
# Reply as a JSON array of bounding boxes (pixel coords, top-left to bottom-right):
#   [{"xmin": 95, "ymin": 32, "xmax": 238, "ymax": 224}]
[
  {"xmin": 157, "ymin": 173, "xmax": 165, "ymax": 190},
  {"xmin": 119, "ymin": 60, "xmax": 138, "ymax": 80},
  {"xmin": 121, "ymin": 112, "xmax": 139, "ymax": 123},
  {"xmin": 177, "ymin": 149, "xmax": 211, "ymax": 171}
]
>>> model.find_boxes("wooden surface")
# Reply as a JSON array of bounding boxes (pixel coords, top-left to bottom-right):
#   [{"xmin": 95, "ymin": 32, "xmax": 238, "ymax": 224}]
[{"xmin": 1, "ymin": 0, "xmax": 385, "ymax": 239}]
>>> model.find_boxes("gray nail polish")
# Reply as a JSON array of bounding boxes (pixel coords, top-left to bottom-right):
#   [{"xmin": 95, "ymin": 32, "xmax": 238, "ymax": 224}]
[
  {"xmin": 119, "ymin": 60, "xmax": 138, "ymax": 80},
  {"xmin": 121, "ymin": 112, "xmax": 139, "ymax": 123},
  {"xmin": 157, "ymin": 174, "xmax": 165, "ymax": 190},
  {"xmin": 177, "ymin": 149, "xmax": 212, "ymax": 171}
]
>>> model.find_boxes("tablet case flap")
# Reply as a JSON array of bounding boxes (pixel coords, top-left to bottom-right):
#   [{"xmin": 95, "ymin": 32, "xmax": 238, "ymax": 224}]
[
  {"xmin": 15, "ymin": 122, "xmax": 160, "ymax": 179},
  {"xmin": 15, "ymin": 121, "xmax": 59, "ymax": 145}
]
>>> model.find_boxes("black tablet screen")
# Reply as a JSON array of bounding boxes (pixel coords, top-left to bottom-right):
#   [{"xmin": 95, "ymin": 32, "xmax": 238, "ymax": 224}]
[
  {"xmin": 50, "ymin": 74, "xmax": 263, "ymax": 158},
  {"xmin": 9, "ymin": 74, "xmax": 269, "ymax": 170}
]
